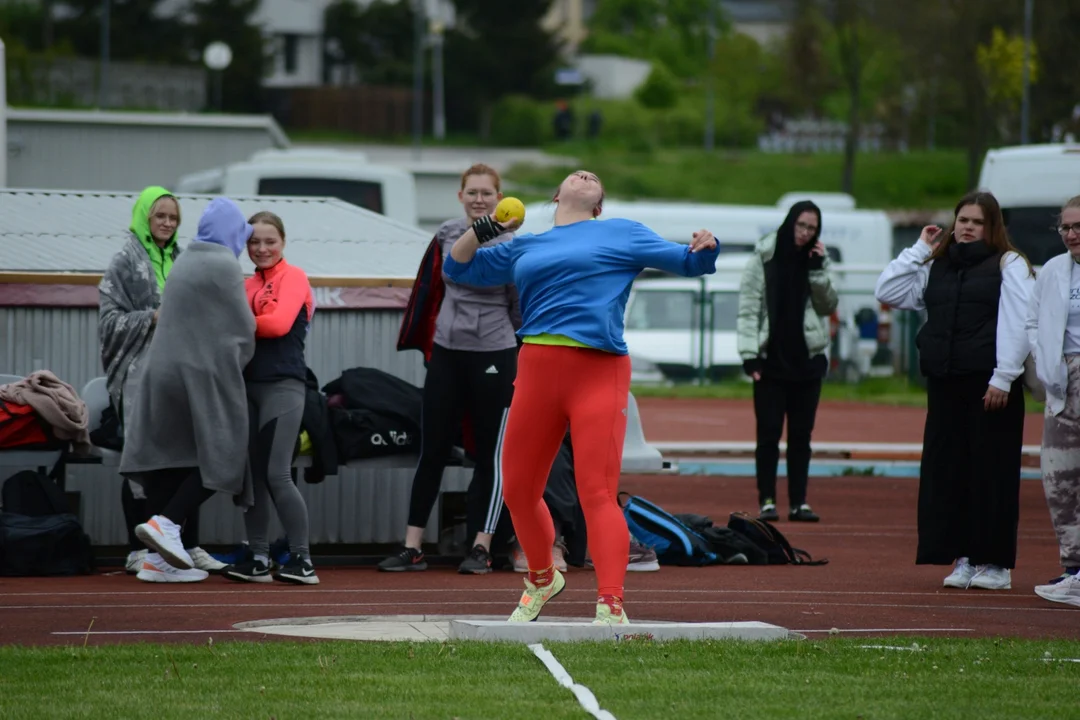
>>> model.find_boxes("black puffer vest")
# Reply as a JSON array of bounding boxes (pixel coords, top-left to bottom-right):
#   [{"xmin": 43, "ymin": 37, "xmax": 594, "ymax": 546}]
[{"xmin": 917, "ymin": 241, "xmax": 1002, "ymax": 379}]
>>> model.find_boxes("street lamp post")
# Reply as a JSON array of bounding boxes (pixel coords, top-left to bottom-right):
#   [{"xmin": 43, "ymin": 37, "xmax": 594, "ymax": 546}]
[
  {"xmin": 1020, "ymin": 0, "xmax": 1033, "ymax": 144},
  {"xmin": 99, "ymin": 0, "xmax": 110, "ymax": 109}
]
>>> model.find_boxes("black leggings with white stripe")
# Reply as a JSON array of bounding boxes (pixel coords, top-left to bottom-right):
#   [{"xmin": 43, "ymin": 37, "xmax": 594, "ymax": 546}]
[{"xmin": 407, "ymin": 343, "xmax": 517, "ymax": 540}]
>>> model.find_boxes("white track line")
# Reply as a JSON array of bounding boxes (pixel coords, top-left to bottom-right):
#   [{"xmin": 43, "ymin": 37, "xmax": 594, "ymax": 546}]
[
  {"xmin": 796, "ymin": 628, "xmax": 973, "ymax": 634},
  {"xmin": 51, "ymin": 630, "xmax": 244, "ymax": 636},
  {"xmin": 529, "ymin": 644, "xmax": 617, "ymax": 720},
  {"xmin": 0, "ymin": 588, "xmax": 1052, "ymax": 599},
  {"xmin": 2, "ymin": 599, "xmax": 1067, "ymax": 613}
]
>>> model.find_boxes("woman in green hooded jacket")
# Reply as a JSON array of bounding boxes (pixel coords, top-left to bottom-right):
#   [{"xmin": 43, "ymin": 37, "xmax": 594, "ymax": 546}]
[{"xmin": 98, "ymin": 187, "xmax": 224, "ymax": 582}]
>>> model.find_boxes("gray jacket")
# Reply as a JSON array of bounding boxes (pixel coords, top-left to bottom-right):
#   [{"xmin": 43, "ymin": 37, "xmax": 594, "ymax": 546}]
[
  {"xmin": 433, "ymin": 217, "xmax": 521, "ymax": 352},
  {"xmin": 97, "ymin": 232, "xmax": 181, "ymax": 417},
  {"xmin": 120, "ymin": 243, "xmax": 256, "ymax": 507}
]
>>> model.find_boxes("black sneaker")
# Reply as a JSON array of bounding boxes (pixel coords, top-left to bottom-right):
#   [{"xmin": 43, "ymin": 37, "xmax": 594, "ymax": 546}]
[
  {"xmin": 458, "ymin": 544, "xmax": 493, "ymax": 575},
  {"xmin": 276, "ymin": 556, "xmax": 320, "ymax": 585},
  {"xmin": 378, "ymin": 546, "xmax": 427, "ymax": 572},
  {"xmin": 758, "ymin": 499, "xmax": 779, "ymax": 522},
  {"xmin": 223, "ymin": 558, "xmax": 273, "ymax": 583},
  {"xmin": 789, "ymin": 504, "xmax": 821, "ymax": 522}
]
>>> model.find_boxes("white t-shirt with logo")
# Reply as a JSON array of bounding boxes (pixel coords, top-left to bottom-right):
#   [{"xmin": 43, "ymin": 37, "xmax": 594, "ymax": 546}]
[{"xmin": 1063, "ymin": 261, "xmax": 1080, "ymax": 355}]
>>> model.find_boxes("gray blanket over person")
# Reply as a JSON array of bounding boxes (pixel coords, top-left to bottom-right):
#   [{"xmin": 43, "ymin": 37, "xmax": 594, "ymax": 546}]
[
  {"xmin": 119, "ymin": 200, "xmax": 257, "ymax": 508},
  {"xmin": 97, "ymin": 186, "xmax": 182, "ymax": 419}
]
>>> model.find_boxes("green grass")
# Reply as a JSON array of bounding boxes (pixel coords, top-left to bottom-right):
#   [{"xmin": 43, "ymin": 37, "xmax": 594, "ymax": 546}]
[
  {"xmin": 632, "ymin": 377, "xmax": 1047, "ymax": 413},
  {"xmin": 632, "ymin": 376, "xmax": 931, "ymax": 406},
  {"xmin": 0, "ymin": 638, "xmax": 1077, "ymax": 719},
  {"xmin": 506, "ymin": 147, "xmax": 968, "ymax": 210}
]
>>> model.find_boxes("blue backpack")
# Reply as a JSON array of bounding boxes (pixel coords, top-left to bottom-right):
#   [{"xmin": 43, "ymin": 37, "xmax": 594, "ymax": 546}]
[{"xmin": 619, "ymin": 492, "xmax": 718, "ymax": 566}]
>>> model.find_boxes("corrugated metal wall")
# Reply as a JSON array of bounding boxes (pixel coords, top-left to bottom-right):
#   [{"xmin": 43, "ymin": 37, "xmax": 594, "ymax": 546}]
[
  {"xmin": 7, "ymin": 121, "xmax": 280, "ymax": 193},
  {"xmin": 0, "ymin": 307, "xmax": 472, "ymax": 546}
]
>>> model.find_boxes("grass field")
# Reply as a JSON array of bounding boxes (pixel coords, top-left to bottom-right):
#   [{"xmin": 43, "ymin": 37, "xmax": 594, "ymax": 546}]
[
  {"xmin": 504, "ymin": 147, "xmax": 967, "ymax": 211},
  {"xmin": 1, "ymin": 637, "xmax": 1076, "ymax": 719},
  {"xmin": 631, "ymin": 377, "xmax": 1047, "ymax": 414}
]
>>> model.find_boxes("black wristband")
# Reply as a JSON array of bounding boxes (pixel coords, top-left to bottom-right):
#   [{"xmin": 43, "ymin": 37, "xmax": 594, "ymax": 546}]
[
  {"xmin": 472, "ymin": 215, "xmax": 503, "ymax": 243},
  {"xmin": 807, "ymin": 253, "xmax": 825, "ymax": 270}
]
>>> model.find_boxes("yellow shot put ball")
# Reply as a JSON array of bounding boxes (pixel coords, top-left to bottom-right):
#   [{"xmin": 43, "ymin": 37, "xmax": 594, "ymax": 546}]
[{"xmin": 495, "ymin": 197, "xmax": 526, "ymax": 224}]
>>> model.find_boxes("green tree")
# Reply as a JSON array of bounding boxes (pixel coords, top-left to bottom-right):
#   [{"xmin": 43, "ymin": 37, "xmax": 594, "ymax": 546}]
[
  {"xmin": 443, "ymin": 0, "xmax": 562, "ymax": 138},
  {"xmin": 188, "ymin": 0, "xmax": 266, "ymax": 113},
  {"xmin": 323, "ymin": 0, "xmax": 415, "ymax": 86},
  {"xmin": 55, "ymin": 0, "xmax": 188, "ymax": 64},
  {"xmin": 635, "ymin": 62, "xmax": 679, "ymax": 109},
  {"xmin": 977, "ymin": 27, "xmax": 1039, "ymax": 107},
  {"xmin": 582, "ymin": 0, "xmax": 721, "ymax": 79}
]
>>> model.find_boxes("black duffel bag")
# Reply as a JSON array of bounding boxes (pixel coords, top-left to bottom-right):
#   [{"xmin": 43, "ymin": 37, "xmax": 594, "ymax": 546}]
[{"xmin": 0, "ymin": 512, "xmax": 94, "ymax": 577}]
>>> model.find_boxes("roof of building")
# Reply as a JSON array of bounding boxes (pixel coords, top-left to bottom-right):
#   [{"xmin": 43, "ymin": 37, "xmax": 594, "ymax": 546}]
[
  {"xmin": 6, "ymin": 109, "xmax": 291, "ymax": 147},
  {"xmin": 0, "ymin": 189, "xmax": 431, "ymax": 279}
]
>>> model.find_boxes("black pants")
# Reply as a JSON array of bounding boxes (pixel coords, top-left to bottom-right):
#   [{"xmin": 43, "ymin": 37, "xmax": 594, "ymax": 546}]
[
  {"xmin": 142, "ymin": 468, "xmax": 215, "ymax": 530},
  {"xmin": 917, "ymin": 375, "xmax": 1024, "ymax": 568},
  {"xmin": 753, "ymin": 375, "xmax": 823, "ymax": 508},
  {"xmin": 407, "ymin": 344, "xmax": 517, "ymax": 542},
  {"xmin": 122, "ymin": 479, "xmax": 200, "ymax": 551}
]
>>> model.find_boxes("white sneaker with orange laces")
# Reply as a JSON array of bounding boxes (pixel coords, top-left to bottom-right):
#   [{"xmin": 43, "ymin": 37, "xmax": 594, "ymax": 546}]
[
  {"xmin": 135, "ymin": 515, "xmax": 194, "ymax": 570},
  {"xmin": 136, "ymin": 553, "xmax": 209, "ymax": 583}
]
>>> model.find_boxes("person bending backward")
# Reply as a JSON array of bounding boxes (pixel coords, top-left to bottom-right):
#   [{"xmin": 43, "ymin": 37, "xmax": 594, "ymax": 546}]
[
  {"xmin": 737, "ymin": 200, "xmax": 838, "ymax": 524},
  {"xmin": 444, "ymin": 170, "xmax": 720, "ymax": 625},
  {"xmin": 1027, "ymin": 194, "xmax": 1080, "ymax": 608},
  {"xmin": 379, "ymin": 164, "xmax": 520, "ymax": 575},
  {"xmin": 120, "ymin": 198, "xmax": 258, "ymax": 576},
  {"xmin": 221, "ymin": 211, "xmax": 319, "ymax": 586},
  {"xmin": 875, "ymin": 191, "xmax": 1034, "ymax": 591},
  {"xmin": 98, "ymin": 187, "xmax": 226, "ymax": 581}
]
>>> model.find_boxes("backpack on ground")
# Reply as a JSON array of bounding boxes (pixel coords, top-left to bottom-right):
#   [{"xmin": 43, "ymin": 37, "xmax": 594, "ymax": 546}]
[
  {"xmin": 0, "ymin": 512, "xmax": 94, "ymax": 576},
  {"xmin": 0, "ymin": 400, "xmax": 51, "ymax": 449},
  {"xmin": 619, "ymin": 492, "xmax": 719, "ymax": 566},
  {"xmin": 727, "ymin": 511, "xmax": 828, "ymax": 566},
  {"xmin": 2, "ymin": 469, "xmax": 69, "ymax": 517}
]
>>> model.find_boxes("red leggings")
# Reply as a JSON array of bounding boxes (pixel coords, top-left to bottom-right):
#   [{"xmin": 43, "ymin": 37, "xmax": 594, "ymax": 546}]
[{"xmin": 501, "ymin": 343, "xmax": 631, "ymax": 598}]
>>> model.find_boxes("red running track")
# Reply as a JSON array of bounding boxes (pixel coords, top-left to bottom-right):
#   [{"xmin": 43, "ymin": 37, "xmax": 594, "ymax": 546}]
[
  {"xmin": 637, "ymin": 397, "xmax": 1046, "ymax": 446},
  {"xmin": 1, "ymin": 474, "xmax": 1074, "ymax": 647}
]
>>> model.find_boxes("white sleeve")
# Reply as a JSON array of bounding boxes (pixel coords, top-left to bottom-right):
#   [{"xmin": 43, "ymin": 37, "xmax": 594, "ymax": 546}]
[
  {"xmin": 1024, "ymin": 269, "xmax": 1045, "ymax": 363},
  {"xmin": 991, "ymin": 253, "xmax": 1035, "ymax": 392},
  {"xmin": 875, "ymin": 241, "xmax": 933, "ymax": 311}
]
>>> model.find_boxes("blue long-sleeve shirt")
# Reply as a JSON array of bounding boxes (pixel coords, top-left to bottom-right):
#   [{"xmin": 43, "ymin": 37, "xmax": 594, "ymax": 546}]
[{"xmin": 442, "ymin": 218, "xmax": 720, "ymax": 355}]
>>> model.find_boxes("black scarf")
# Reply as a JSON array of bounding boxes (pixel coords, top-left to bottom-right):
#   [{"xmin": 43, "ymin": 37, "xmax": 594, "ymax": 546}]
[{"xmin": 763, "ymin": 201, "xmax": 824, "ymax": 380}]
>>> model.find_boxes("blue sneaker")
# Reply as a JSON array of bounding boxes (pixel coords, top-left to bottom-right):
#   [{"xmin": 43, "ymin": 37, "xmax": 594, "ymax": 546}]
[
  {"xmin": 1047, "ymin": 567, "xmax": 1080, "ymax": 585},
  {"xmin": 270, "ymin": 537, "xmax": 291, "ymax": 569},
  {"xmin": 211, "ymin": 542, "xmax": 252, "ymax": 566}
]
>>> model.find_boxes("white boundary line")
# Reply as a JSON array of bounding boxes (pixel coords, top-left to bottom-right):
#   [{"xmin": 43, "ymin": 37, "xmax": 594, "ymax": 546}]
[
  {"xmin": 0, "ymin": 588, "xmax": 1053, "ymax": 599},
  {"xmin": 51, "ymin": 630, "xmax": 244, "ymax": 636},
  {"xmin": 796, "ymin": 628, "xmax": 974, "ymax": 634},
  {"xmin": 530, "ymin": 643, "xmax": 617, "ymax": 720},
  {"xmin": 4, "ymin": 599, "xmax": 1066, "ymax": 613}
]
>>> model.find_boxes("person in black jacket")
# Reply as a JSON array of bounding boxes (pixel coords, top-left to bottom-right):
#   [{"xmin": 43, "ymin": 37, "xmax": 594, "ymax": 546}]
[{"xmin": 875, "ymin": 191, "xmax": 1035, "ymax": 591}]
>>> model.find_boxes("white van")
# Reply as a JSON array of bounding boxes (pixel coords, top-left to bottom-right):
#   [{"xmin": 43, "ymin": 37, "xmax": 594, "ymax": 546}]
[
  {"xmin": 517, "ymin": 198, "xmax": 893, "ymax": 267},
  {"xmin": 978, "ymin": 144, "xmax": 1080, "ymax": 265},
  {"xmin": 173, "ymin": 154, "xmax": 420, "ymax": 227}
]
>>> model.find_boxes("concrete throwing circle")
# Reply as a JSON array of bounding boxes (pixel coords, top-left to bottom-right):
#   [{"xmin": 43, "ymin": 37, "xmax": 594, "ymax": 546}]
[
  {"xmin": 234, "ymin": 614, "xmax": 540, "ymax": 642},
  {"xmin": 232, "ymin": 615, "xmax": 793, "ymax": 643}
]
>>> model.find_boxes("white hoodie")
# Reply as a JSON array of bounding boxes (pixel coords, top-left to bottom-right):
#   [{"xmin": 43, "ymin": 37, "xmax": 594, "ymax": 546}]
[{"xmin": 1026, "ymin": 252, "xmax": 1076, "ymax": 416}]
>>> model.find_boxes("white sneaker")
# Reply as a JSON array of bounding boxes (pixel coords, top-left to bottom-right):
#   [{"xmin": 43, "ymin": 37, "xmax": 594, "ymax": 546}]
[
  {"xmin": 124, "ymin": 549, "xmax": 146, "ymax": 574},
  {"xmin": 943, "ymin": 557, "xmax": 975, "ymax": 588},
  {"xmin": 136, "ymin": 553, "xmax": 209, "ymax": 583},
  {"xmin": 135, "ymin": 515, "xmax": 194, "ymax": 570},
  {"xmin": 1034, "ymin": 572, "xmax": 1080, "ymax": 607},
  {"xmin": 188, "ymin": 547, "xmax": 226, "ymax": 572},
  {"xmin": 969, "ymin": 564, "xmax": 1012, "ymax": 590}
]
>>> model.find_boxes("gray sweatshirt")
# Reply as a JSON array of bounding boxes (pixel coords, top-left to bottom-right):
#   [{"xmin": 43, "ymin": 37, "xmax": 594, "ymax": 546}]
[{"xmin": 432, "ymin": 217, "xmax": 521, "ymax": 352}]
